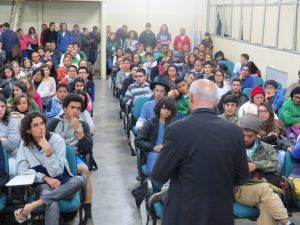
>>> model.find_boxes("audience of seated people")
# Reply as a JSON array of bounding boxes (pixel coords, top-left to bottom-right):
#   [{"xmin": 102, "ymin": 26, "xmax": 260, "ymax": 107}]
[
  {"xmin": 2, "ymin": 20, "xmax": 300, "ymax": 225},
  {"xmin": 0, "ymin": 21, "xmax": 97, "ymax": 225}
]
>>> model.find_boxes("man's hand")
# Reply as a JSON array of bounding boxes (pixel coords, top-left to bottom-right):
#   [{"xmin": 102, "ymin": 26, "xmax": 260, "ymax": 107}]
[
  {"xmin": 70, "ymin": 117, "xmax": 81, "ymax": 130},
  {"xmin": 267, "ymin": 132, "xmax": 278, "ymax": 137},
  {"xmin": 43, "ymin": 177, "xmax": 61, "ymax": 189},
  {"xmin": 0, "ymin": 137, "xmax": 7, "ymax": 142},
  {"xmin": 248, "ymin": 162, "xmax": 257, "ymax": 172},
  {"xmin": 153, "ymin": 145, "xmax": 163, "ymax": 152},
  {"xmin": 37, "ymin": 136, "xmax": 52, "ymax": 156}
]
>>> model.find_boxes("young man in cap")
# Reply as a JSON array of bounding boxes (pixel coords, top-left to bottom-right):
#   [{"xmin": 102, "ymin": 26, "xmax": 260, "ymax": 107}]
[
  {"xmin": 136, "ymin": 77, "xmax": 170, "ymax": 129},
  {"xmin": 235, "ymin": 114, "xmax": 294, "ymax": 225}
]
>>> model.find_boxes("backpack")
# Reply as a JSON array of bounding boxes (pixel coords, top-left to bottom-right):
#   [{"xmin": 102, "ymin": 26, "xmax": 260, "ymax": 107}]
[{"xmin": 48, "ymin": 118, "xmax": 98, "ymax": 171}]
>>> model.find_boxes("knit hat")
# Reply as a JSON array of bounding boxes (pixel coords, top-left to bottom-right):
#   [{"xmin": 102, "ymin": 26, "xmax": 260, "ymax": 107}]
[
  {"xmin": 173, "ymin": 51, "xmax": 182, "ymax": 58},
  {"xmin": 240, "ymin": 114, "xmax": 262, "ymax": 132},
  {"xmin": 251, "ymin": 86, "xmax": 265, "ymax": 98}
]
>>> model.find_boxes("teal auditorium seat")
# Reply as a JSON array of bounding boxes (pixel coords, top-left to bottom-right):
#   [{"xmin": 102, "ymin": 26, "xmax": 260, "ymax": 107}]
[
  {"xmin": 0, "ymin": 149, "xmax": 8, "ymax": 211},
  {"xmin": 32, "ymin": 145, "xmax": 82, "ymax": 215},
  {"xmin": 283, "ymin": 151, "xmax": 300, "ymax": 208},
  {"xmin": 242, "ymin": 88, "xmax": 253, "ymax": 98},
  {"xmin": 129, "ymin": 96, "xmax": 150, "ymax": 153},
  {"xmin": 133, "ymin": 96, "xmax": 150, "ymax": 122},
  {"xmin": 219, "ymin": 60, "xmax": 235, "ymax": 77},
  {"xmin": 254, "ymin": 77, "xmax": 264, "ymax": 87},
  {"xmin": 233, "ymin": 202, "xmax": 259, "ymax": 218}
]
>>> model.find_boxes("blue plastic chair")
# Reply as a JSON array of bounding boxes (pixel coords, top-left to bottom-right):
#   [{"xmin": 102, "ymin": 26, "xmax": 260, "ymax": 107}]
[
  {"xmin": 254, "ymin": 77, "xmax": 264, "ymax": 87},
  {"xmin": 129, "ymin": 96, "xmax": 150, "ymax": 154},
  {"xmin": 219, "ymin": 60, "xmax": 235, "ymax": 77},
  {"xmin": 242, "ymin": 88, "xmax": 253, "ymax": 98},
  {"xmin": 282, "ymin": 151, "xmax": 300, "ymax": 208},
  {"xmin": 0, "ymin": 148, "xmax": 8, "ymax": 211}
]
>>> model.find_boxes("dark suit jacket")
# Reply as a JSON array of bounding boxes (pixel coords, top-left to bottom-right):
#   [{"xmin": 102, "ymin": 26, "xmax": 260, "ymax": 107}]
[{"xmin": 152, "ymin": 108, "xmax": 249, "ymax": 225}]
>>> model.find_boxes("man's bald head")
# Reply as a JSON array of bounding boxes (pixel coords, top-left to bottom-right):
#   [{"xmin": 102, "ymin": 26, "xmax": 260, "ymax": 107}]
[{"xmin": 189, "ymin": 80, "xmax": 219, "ymax": 110}]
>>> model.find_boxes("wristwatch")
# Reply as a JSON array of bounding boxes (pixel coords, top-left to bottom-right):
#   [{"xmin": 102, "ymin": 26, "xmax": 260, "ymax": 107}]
[{"xmin": 75, "ymin": 127, "xmax": 82, "ymax": 133}]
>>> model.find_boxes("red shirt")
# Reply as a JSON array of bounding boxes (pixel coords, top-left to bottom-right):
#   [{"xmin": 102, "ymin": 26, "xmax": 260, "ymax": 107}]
[{"xmin": 173, "ymin": 35, "xmax": 191, "ymax": 51}]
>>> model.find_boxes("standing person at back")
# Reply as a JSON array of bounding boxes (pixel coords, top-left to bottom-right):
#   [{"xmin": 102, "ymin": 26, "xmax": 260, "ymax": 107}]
[
  {"xmin": 0, "ymin": 23, "xmax": 19, "ymax": 63},
  {"xmin": 173, "ymin": 28, "xmax": 191, "ymax": 51},
  {"xmin": 139, "ymin": 23, "xmax": 157, "ymax": 50},
  {"xmin": 152, "ymin": 79, "xmax": 249, "ymax": 225}
]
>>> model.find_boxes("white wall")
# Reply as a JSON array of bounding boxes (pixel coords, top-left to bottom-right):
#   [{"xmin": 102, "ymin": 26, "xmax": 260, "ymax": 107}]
[
  {"xmin": 105, "ymin": 0, "xmax": 207, "ymax": 46},
  {"xmin": 0, "ymin": 1, "xmax": 101, "ymax": 35}
]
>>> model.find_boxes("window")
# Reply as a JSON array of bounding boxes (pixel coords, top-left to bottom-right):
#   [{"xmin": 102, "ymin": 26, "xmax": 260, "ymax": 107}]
[{"xmin": 208, "ymin": 0, "xmax": 300, "ymax": 53}]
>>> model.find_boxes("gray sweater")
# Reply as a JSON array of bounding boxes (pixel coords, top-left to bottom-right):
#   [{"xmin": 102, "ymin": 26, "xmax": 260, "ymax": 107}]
[
  {"xmin": 16, "ymin": 133, "xmax": 72, "ymax": 183},
  {"xmin": 0, "ymin": 118, "xmax": 20, "ymax": 156}
]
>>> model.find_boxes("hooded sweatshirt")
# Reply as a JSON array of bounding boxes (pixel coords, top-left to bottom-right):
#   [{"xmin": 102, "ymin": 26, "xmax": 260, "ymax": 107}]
[
  {"xmin": 16, "ymin": 133, "xmax": 72, "ymax": 183},
  {"xmin": 47, "ymin": 114, "xmax": 93, "ymax": 154}
]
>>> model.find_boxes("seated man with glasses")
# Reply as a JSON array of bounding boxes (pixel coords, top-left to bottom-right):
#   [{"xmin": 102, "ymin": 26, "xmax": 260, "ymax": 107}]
[{"xmin": 231, "ymin": 64, "xmax": 255, "ymax": 90}]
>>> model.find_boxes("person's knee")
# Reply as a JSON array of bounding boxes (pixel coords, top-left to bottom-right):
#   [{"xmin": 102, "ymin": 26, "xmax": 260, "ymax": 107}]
[{"xmin": 78, "ymin": 164, "xmax": 91, "ymax": 179}]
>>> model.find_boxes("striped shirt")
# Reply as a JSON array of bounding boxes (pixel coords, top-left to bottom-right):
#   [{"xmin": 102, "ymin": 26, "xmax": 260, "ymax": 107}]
[{"xmin": 123, "ymin": 82, "xmax": 152, "ymax": 106}]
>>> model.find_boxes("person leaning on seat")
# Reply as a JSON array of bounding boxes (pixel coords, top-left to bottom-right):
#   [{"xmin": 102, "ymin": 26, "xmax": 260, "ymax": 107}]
[
  {"xmin": 47, "ymin": 93, "xmax": 94, "ymax": 225},
  {"xmin": 235, "ymin": 113, "xmax": 295, "ymax": 225},
  {"xmin": 14, "ymin": 112, "xmax": 84, "ymax": 225}
]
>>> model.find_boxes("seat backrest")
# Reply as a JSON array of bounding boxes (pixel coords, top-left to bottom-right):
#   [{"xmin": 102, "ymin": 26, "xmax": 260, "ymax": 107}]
[
  {"xmin": 283, "ymin": 151, "xmax": 298, "ymax": 177},
  {"xmin": 0, "ymin": 142, "xmax": 8, "ymax": 177},
  {"xmin": 242, "ymin": 88, "xmax": 253, "ymax": 98},
  {"xmin": 133, "ymin": 96, "xmax": 150, "ymax": 120},
  {"xmin": 219, "ymin": 60, "xmax": 234, "ymax": 76},
  {"xmin": 254, "ymin": 77, "xmax": 264, "ymax": 87},
  {"xmin": 65, "ymin": 145, "xmax": 77, "ymax": 176}
]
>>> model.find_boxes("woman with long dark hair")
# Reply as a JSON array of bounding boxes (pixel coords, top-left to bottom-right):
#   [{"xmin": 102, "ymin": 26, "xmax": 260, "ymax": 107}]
[
  {"xmin": 14, "ymin": 112, "xmax": 84, "ymax": 224},
  {"xmin": 123, "ymin": 30, "xmax": 139, "ymax": 52},
  {"xmin": 0, "ymin": 94, "xmax": 20, "ymax": 176},
  {"xmin": 213, "ymin": 69, "xmax": 231, "ymax": 98},
  {"xmin": 25, "ymin": 26, "xmax": 38, "ymax": 56},
  {"xmin": 157, "ymin": 24, "xmax": 172, "ymax": 46},
  {"xmin": 135, "ymin": 97, "xmax": 177, "ymax": 178}
]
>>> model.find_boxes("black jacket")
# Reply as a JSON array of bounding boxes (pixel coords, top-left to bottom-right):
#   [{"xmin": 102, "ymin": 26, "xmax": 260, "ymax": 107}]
[
  {"xmin": 139, "ymin": 31, "xmax": 157, "ymax": 49},
  {"xmin": 152, "ymin": 108, "xmax": 249, "ymax": 225},
  {"xmin": 43, "ymin": 29, "xmax": 58, "ymax": 45},
  {"xmin": 135, "ymin": 116, "xmax": 177, "ymax": 153},
  {"xmin": 218, "ymin": 91, "xmax": 249, "ymax": 114},
  {"xmin": 121, "ymin": 75, "xmax": 134, "ymax": 96}
]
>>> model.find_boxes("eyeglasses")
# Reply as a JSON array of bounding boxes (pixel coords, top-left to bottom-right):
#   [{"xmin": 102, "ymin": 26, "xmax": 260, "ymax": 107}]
[{"xmin": 258, "ymin": 109, "xmax": 269, "ymax": 114}]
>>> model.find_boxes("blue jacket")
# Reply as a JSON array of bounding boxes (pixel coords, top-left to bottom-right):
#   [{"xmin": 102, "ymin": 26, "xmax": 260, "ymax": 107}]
[
  {"xmin": 0, "ymin": 29, "xmax": 19, "ymax": 52},
  {"xmin": 271, "ymin": 89, "xmax": 285, "ymax": 113},
  {"xmin": 231, "ymin": 75, "xmax": 255, "ymax": 90},
  {"xmin": 46, "ymin": 96, "xmax": 63, "ymax": 120},
  {"xmin": 57, "ymin": 31, "xmax": 73, "ymax": 53}
]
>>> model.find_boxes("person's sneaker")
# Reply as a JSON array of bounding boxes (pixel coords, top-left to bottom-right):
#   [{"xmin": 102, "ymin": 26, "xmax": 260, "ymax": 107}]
[
  {"xmin": 84, "ymin": 218, "xmax": 94, "ymax": 225},
  {"xmin": 148, "ymin": 189, "xmax": 167, "ymax": 208}
]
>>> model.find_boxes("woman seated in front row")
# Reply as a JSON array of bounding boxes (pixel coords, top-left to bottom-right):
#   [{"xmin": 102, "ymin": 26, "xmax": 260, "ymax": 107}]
[
  {"xmin": 14, "ymin": 112, "xmax": 84, "ymax": 224},
  {"xmin": 135, "ymin": 97, "xmax": 178, "ymax": 179}
]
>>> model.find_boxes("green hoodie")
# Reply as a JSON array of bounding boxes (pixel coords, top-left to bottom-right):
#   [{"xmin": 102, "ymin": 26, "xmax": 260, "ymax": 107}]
[{"xmin": 279, "ymin": 97, "xmax": 300, "ymax": 126}]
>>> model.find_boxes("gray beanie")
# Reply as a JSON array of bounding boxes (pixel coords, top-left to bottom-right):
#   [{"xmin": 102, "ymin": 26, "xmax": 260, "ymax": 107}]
[{"xmin": 240, "ymin": 113, "xmax": 262, "ymax": 132}]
